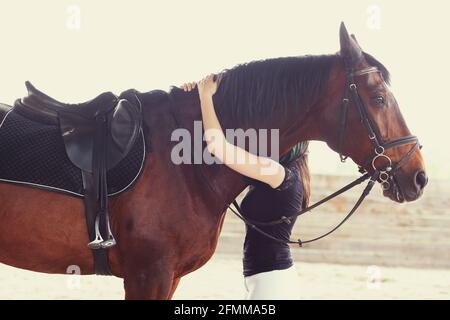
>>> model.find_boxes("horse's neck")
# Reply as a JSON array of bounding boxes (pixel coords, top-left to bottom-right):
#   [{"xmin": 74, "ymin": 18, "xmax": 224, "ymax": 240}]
[
  {"xmin": 166, "ymin": 93, "xmax": 247, "ymax": 215},
  {"xmin": 168, "ymin": 74, "xmax": 336, "ymax": 215},
  {"xmin": 200, "ymin": 161, "xmax": 248, "ymax": 211}
]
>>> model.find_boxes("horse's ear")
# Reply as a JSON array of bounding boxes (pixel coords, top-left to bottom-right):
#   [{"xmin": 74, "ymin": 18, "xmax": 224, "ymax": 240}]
[
  {"xmin": 351, "ymin": 34, "xmax": 360, "ymax": 46},
  {"xmin": 339, "ymin": 22, "xmax": 363, "ymax": 66}
]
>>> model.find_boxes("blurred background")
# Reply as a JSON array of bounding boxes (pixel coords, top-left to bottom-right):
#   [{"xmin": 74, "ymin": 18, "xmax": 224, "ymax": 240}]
[{"xmin": 0, "ymin": 0, "xmax": 448, "ymax": 299}]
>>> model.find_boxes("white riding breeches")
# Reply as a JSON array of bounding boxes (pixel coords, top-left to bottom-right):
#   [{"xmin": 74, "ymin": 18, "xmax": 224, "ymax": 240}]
[{"xmin": 244, "ymin": 266, "xmax": 300, "ymax": 300}]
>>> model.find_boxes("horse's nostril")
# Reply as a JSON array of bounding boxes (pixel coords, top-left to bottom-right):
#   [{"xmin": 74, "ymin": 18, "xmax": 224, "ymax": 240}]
[{"xmin": 415, "ymin": 171, "xmax": 428, "ymax": 190}]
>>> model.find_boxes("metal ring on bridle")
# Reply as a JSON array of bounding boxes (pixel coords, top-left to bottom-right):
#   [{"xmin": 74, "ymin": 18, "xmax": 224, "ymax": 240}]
[
  {"xmin": 379, "ymin": 168, "xmax": 391, "ymax": 191},
  {"xmin": 375, "ymin": 146, "xmax": 384, "ymax": 155},
  {"xmin": 349, "ymin": 83, "xmax": 357, "ymax": 90},
  {"xmin": 381, "ymin": 181, "xmax": 391, "ymax": 191},
  {"xmin": 371, "ymin": 153, "xmax": 392, "ymax": 172},
  {"xmin": 379, "ymin": 172, "xmax": 389, "ymax": 182}
]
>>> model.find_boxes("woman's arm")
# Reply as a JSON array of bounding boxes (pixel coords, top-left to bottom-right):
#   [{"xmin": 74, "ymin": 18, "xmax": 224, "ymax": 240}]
[{"xmin": 182, "ymin": 74, "xmax": 286, "ymax": 188}]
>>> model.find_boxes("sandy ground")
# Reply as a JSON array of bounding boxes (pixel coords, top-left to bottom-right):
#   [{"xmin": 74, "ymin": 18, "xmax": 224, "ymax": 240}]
[{"xmin": 0, "ymin": 253, "xmax": 449, "ymax": 300}]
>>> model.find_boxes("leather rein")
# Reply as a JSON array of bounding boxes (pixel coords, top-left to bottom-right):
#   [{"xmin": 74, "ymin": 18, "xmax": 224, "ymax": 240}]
[{"xmin": 228, "ymin": 65, "xmax": 420, "ymax": 246}]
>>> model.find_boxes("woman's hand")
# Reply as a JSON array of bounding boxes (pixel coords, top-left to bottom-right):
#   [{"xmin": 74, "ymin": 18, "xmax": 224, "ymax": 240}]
[
  {"xmin": 181, "ymin": 74, "xmax": 220, "ymax": 98},
  {"xmin": 197, "ymin": 74, "xmax": 218, "ymax": 98}
]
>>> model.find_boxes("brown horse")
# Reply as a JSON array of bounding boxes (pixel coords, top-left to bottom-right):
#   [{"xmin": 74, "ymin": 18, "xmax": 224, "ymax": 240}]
[{"xmin": 0, "ymin": 23, "xmax": 427, "ymax": 299}]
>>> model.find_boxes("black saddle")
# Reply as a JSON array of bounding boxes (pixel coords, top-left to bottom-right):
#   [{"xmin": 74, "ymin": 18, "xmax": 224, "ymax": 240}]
[
  {"xmin": 22, "ymin": 81, "xmax": 141, "ymax": 172},
  {"xmin": 18, "ymin": 81, "xmax": 143, "ymax": 275},
  {"xmin": 23, "ymin": 81, "xmax": 117, "ymax": 117}
]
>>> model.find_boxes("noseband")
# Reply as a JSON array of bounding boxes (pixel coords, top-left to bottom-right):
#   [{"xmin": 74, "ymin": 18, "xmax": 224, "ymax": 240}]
[
  {"xmin": 228, "ymin": 64, "xmax": 421, "ymax": 246},
  {"xmin": 337, "ymin": 66, "xmax": 420, "ymax": 191}
]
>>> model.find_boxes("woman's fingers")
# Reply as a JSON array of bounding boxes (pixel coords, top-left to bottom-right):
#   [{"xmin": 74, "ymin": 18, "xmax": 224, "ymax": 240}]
[
  {"xmin": 200, "ymin": 74, "xmax": 212, "ymax": 84},
  {"xmin": 182, "ymin": 76, "xmax": 216, "ymax": 93},
  {"xmin": 182, "ymin": 73, "xmax": 220, "ymax": 92},
  {"xmin": 181, "ymin": 82, "xmax": 194, "ymax": 91}
]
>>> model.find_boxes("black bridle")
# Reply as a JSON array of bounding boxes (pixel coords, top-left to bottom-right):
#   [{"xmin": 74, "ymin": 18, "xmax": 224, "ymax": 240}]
[
  {"xmin": 338, "ymin": 66, "xmax": 420, "ymax": 192},
  {"xmin": 229, "ymin": 64, "xmax": 420, "ymax": 246}
]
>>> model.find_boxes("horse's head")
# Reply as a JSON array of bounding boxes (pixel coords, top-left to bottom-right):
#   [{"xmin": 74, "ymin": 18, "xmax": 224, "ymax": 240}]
[{"xmin": 320, "ymin": 23, "xmax": 427, "ymax": 203}]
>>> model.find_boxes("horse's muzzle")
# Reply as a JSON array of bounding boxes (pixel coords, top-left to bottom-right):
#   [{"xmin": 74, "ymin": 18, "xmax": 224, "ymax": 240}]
[{"xmin": 384, "ymin": 169, "xmax": 428, "ymax": 203}]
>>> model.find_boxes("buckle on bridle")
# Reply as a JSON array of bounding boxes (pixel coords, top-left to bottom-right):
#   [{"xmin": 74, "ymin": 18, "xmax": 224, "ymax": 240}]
[{"xmin": 375, "ymin": 146, "xmax": 384, "ymax": 155}]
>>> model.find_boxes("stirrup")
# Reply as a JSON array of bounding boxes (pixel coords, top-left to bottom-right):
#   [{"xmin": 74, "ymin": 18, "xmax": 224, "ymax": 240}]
[
  {"xmin": 88, "ymin": 215, "xmax": 104, "ymax": 249},
  {"xmin": 99, "ymin": 209, "xmax": 117, "ymax": 248},
  {"xmin": 100, "ymin": 219, "xmax": 117, "ymax": 248},
  {"xmin": 100, "ymin": 237, "xmax": 116, "ymax": 249},
  {"xmin": 88, "ymin": 237, "xmax": 104, "ymax": 250}
]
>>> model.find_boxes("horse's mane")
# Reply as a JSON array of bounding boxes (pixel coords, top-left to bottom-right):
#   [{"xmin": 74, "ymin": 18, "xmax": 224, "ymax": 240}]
[
  {"xmin": 214, "ymin": 54, "xmax": 335, "ymax": 127},
  {"xmin": 163, "ymin": 52, "xmax": 390, "ymax": 128}
]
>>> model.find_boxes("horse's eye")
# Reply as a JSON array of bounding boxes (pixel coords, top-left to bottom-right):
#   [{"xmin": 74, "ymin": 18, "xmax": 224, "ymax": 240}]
[{"xmin": 372, "ymin": 96, "xmax": 385, "ymax": 106}]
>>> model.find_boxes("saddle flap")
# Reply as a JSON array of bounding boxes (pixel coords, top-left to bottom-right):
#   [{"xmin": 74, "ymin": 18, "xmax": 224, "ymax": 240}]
[
  {"xmin": 107, "ymin": 99, "xmax": 142, "ymax": 168},
  {"xmin": 59, "ymin": 113, "xmax": 96, "ymax": 173}
]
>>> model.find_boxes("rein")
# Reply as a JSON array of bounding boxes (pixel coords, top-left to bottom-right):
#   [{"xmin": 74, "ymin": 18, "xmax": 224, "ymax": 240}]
[
  {"xmin": 229, "ymin": 172, "xmax": 378, "ymax": 246},
  {"xmin": 227, "ymin": 64, "xmax": 420, "ymax": 246}
]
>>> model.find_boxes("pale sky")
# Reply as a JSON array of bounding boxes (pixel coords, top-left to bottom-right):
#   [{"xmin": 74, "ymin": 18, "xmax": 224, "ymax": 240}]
[{"xmin": 0, "ymin": 0, "xmax": 448, "ymax": 179}]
